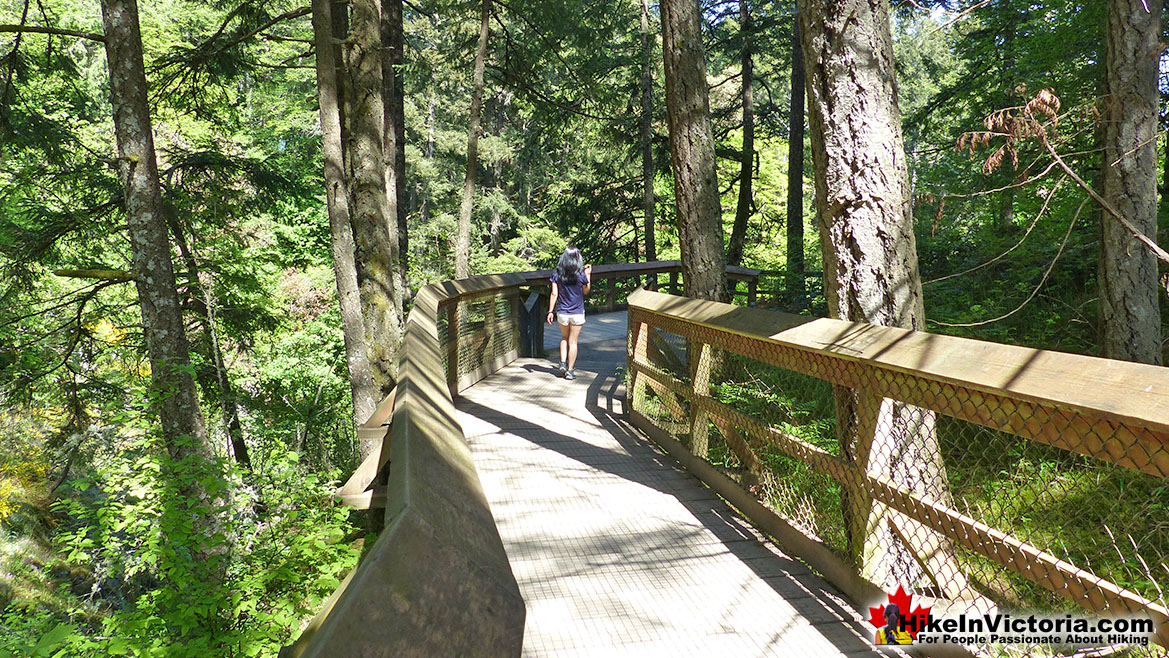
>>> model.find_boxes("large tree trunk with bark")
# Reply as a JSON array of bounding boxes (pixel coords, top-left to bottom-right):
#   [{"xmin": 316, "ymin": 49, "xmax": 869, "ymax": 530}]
[
  {"xmin": 455, "ymin": 0, "xmax": 492, "ymax": 279},
  {"xmin": 343, "ymin": 0, "xmax": 404, "ymax": 404},
  {"xmin": 786, "ymin": 19, "xmax": 805, "ymax": 302},
  {"xmin": 660, "ymin": 0, "xmax": 728, "ymax": 301},
  {"xmin": 798, "ymin": 0, "xmax": 964, "ymax": 597},
  {"xmin": 1099, "ymin": 0, "xmax": 1162, "ymax": 365},
  {"xmin": 382, "ymin": 0, "xmax": 409, "ymax": 312},
  {"xmin": 313, "ymin": 0, "xmax": 378, "ymax": 427},
  {"xmin": 726, "ymin": 0, "xmax": 753, "ymax": 267},
  {"xmin": 639, "ymin": 0, "xmax": 656, "ymax": 264},
  {"xmin": 99, "ymin": 0, "xmax": 209, "ymax": 461}
]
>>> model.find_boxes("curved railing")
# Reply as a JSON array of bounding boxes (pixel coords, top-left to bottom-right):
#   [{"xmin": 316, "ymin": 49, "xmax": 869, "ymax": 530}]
[{"xmin": 284, "ymin": 262, "xmax": 760, "ymax": 657}]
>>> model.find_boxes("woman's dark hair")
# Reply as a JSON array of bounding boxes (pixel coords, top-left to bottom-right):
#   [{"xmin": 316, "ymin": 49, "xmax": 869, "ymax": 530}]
[{"xmin": 555, "ymin": 246, "xmax": 583, "ymax": 286}]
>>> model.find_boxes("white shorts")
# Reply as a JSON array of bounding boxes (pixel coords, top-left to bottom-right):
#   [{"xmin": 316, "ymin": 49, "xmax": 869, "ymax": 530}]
[{"xmin": 556, "ymin": 312, "xmax": 586, "ymax": 326}]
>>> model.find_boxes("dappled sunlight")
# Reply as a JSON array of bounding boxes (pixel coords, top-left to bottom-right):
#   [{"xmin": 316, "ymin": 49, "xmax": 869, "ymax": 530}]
[{"xmin": 456, "ymin": 311, "xmax": 886, "ymax": 656}]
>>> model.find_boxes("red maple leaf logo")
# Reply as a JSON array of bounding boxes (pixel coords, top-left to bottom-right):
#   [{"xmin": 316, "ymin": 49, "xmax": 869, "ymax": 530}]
[{"xmin": 867, "ymin": 585, "xmax": 932, "ymax": 640}]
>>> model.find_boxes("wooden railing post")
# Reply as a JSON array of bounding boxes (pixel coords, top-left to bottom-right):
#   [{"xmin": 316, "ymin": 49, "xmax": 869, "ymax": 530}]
[
  {"xmin": 605, "ymin": 276, "xmax": 616, "ymax": 312},
  {"xmin": 845, "ymin": 390, "xmax": 970, "ymax": 601},
  {"xmin": 445, "ymin": 302, "xmax": 459, "ymax": 395},
  {"xmin": 628, "ymin": 316, "xmax": 649, "ymax": 413},
  {"xmin": 688, "ymin": 341, "xmax": 713, "ymax": 458},
  {"xmin": 668, "ymin": 271, "xmax": 679, "ymax": 294},
  {"xmin": 748, "ymin": 278, "xmax": 757, "ymax": 306},
  {"xmin": 485, "ymin": 293, "xmax": 498, "ymax": 357}
]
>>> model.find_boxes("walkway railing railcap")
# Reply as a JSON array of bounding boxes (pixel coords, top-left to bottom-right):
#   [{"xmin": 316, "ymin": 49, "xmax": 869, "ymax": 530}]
[
  {"xmin": 516, "ymin": 260, "xmax": 761, "ymax": 284},
  {"xmin": 289, "ymin": 273, "xmax": 527, "ymax": 658},
  {"xmin": 627, "ymin": 288, "xmax": 1169, "ymax": 444}
]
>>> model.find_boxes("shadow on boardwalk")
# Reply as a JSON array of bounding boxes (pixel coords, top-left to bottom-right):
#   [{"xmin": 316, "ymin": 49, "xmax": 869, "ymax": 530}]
[{"xmin": 459, "ymin": 316, "xmax": 893, "ymax": 657}]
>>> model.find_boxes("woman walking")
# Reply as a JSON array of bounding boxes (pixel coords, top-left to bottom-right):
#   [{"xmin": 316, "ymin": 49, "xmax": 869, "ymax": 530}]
[{"xmin": 547, "ymin": 246, "xmax": 592, "ymax": 380}]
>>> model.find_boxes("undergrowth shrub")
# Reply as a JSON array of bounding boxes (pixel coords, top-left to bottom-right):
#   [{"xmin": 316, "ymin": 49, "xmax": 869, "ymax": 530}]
[{"xmin": 0, "ymin": 430, "xmax": 360, "ymax": 658}]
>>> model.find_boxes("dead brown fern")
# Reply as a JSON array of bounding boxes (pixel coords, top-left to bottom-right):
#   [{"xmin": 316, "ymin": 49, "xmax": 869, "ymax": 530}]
[{"xmin": 956, "ymin": 87, "xmax": 1062, "ymax": 176}]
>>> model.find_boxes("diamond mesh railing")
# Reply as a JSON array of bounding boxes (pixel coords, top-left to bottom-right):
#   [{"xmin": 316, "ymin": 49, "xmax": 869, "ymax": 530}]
[{"xmin": 627, "ymin": 288, "xmax": 1169, "ymax": 656}]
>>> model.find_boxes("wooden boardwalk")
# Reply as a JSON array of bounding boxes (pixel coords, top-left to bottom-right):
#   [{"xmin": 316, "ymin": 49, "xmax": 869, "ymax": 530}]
[{"xmin": 456, "ymin": 312, "xmax": 890, "ymax": 657}]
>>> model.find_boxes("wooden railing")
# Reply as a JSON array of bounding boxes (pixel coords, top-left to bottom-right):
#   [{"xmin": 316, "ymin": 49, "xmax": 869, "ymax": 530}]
[
  {"xmin": 285, "ymin": 263, "xmax": 761, "ymax": 657},
  {"xmin": 626, "ymin": 289, "xmax": 1169, "ymax": 647},
  {"xmin": 515, "ymin": 260, "xmax": 761, "ymax": 357}
]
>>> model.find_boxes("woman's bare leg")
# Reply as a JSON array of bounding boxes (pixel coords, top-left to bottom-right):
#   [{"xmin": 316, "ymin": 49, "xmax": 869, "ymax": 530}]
[
  {"xmin": 567, "ymin": 323, "xmax": 583, "ymax": 370},
  {"xmin": 559, "ymin": 321, "xmax": 571, "ymax": 365}
]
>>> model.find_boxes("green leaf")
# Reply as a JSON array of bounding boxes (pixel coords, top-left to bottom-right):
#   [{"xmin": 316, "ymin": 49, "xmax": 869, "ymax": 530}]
[{"xmin": 31, "ymin": 624, "xmax": 74, "ymax": 657}]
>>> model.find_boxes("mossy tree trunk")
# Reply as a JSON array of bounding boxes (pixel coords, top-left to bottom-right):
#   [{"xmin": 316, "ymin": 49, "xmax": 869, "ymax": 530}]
[
  {"xmin": 99, "ymin": 0, "xmax": 210, "ymax": 462},
  {"xmin": 312, "ymin": 0, "xmax": 378, "ymax": 427},
  {"xmin": 455, "ymin": 0, "xmax": 492, "ymax": 279},
  {"xmin": 660, "ymin": 0, "xmax": 728, "ymax": 301}
]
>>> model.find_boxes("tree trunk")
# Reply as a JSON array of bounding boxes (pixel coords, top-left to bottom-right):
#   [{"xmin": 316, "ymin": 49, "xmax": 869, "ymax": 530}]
[
  {"xmin": 786, "ymin": 19, "xmax": 805, "ymax": 302},
  {"xmin": 456, "ymin": 0, "xmax": 492, "ymax": 279},
  {"xmin": 726, "ymin": 0, "xmax": 753, "ymax": 267},
  {"xmin": 344, "ymin": 0, "xmax": 405, "ymax": 403},
  {"xmin": 660, "ymin": 0, "xmax": 728, "ymax": 301},
  {"xmin": 1099, "ymin": 0, "xmax": 1162, "ymax": 364},
  {"xmin": 489, "ymin": 93, "xmax": 507, "ymax": 256},
  {"xmin": 799, "ymin": 0, "xmax": 962, "ymax": 595},
  {"xmin": 382, "ymin": 0, "xmax": 409, "ymax": 312},
  {"xmin": 99, "ymin": 0, "xmax": 209, "ymax": 462},
  {"xmin": 420, "ymin": 93, "xmax": 436, "ymax": 222},
  {"xmin": 167, "ymin": 216, "xmax": 251, "ymax": 469},
  {"xmin": 639, "ymin": 0, "xmax": 657, "ymax": 264},
  {"xmin": 312, "ymin": 0, "xmax": 378, "ymax": 426}
]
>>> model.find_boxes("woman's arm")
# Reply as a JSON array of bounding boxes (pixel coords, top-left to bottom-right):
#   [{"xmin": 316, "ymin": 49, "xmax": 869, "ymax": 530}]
[
  {"xmin": 546, "ymin": 282, "xmax": 558, "ymax": 324},
  {"xmin": 581, "ymin": 264, "xmax": 592, "ymax": 295}
]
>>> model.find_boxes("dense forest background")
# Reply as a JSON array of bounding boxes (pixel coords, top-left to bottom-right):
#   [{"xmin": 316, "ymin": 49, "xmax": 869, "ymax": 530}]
[{"xmin": 1, "ymin": 0, "xmax": 1167, "ymax": 654}]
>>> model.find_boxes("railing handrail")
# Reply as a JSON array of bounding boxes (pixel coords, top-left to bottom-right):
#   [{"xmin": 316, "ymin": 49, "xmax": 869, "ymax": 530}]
[
  {"xmin": 628, "ymin": 289, "xmax": 1169, "ymax": 445},
  {"xmin": 290, "ymin": 273, "xmax": 528, "ymax": 657},
  {"xmin": 513, "ymin": 259, "xmax": 762, "ymax": 284}
]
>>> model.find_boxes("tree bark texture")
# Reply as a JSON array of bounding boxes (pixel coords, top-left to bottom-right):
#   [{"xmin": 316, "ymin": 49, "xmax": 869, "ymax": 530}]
[
  {"xmin": 1099, "ymin": 0, "xmax": 1162, "ymax": 364},
  {"xmin": 660, "ymin": 0, "xmax": 728, "ymax": 301},
  {"xmin": 99, "ymin": 0, "xmax": 209, "ymax": 460},
  {"xmin": 456, "ymin": 0, "xmax": 492, "ymax": 279},
  {"xmin": 726, "ymin": 0, "xmax": 753, "ymax": 267},
  {"xmin": 639, "ymin": 0, "xmax": 657, "ymax": 264},
  {"xmin": 312, "ymin": 0, "xmax": 378, "ymax": 426},
  {"xmin": 798, "ymin": 0, "xmax": 959, "ymax": 592},
  {"xmin": 786, "ymin": 19, "xmax": 806, "ymax": 300},
  {"xmin": 382, "ymin": 0, "xmax": 409, "ymax": 312},
  {"xmin": 343, "ymin": 0, "xmax": 404, "ymax": 400}
]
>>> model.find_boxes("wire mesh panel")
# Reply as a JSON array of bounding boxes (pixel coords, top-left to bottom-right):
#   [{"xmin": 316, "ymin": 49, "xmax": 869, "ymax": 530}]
[
  {"xmin": 446, "ymin": 289, "xmax": 520, "ymax": 393},
  {"xmin": 626, "ymin": 293, "xmax": 1169, "ymax": 658}
]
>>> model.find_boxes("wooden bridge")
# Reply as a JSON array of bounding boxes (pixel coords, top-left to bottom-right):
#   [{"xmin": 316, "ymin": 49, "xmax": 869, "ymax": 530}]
[{"xmin": 285, "ymin": 262, "xmax": 1169, "ymax": 658}]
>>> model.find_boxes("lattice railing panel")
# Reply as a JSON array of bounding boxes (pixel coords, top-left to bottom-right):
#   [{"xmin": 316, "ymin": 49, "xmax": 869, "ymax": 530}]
[{"xmin": 626, "ymin": 291, "xmax": 1169, "ymax": 656}]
